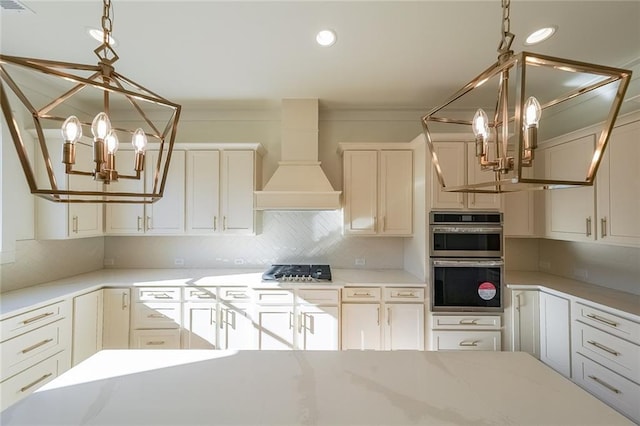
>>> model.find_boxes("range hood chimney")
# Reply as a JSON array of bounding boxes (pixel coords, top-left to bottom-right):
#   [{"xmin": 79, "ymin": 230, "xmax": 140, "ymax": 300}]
[{"xmin": 255, "ymin": 99, "xmax": 341, "ymax": 210}]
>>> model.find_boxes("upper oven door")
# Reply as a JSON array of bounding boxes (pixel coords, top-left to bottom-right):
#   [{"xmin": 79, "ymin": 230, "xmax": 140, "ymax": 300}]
[{"xmin": 430, "ymin": 225, "xmax": 503, "ymax": 258}]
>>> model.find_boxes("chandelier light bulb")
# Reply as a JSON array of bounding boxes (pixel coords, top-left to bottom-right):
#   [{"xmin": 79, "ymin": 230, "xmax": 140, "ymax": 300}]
[
  {"xmin": 132, "ymin": 128, "xmax": 148, "ymax": 153},
  {"xmin": 524, "ymin": 96, "xmax": 542, "ymax": 127},
  {"xmin": 61, "ymin": 116, "xmax": 82, "ymax": 143},
  {"xmin": 105, "ymin": 130, "xmax": 119, "ymax": 154},
  {"xmin": 472, "ymin": 109, "xmax": 490, "ymax": 140},
  {"xmin": 91, "ymin": 112, "xmax": 111, "ymax": 140}
]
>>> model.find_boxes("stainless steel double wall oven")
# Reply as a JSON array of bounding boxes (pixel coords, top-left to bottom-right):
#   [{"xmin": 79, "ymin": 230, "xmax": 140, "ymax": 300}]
[{"xmin": 429, "ymin": 212, "xmax": 504, "ymax": 312}]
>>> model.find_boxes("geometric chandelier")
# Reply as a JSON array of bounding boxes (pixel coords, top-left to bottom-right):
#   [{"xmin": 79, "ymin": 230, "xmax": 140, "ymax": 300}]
[
  {"xmin": 0, "ymin": 0, "xmax": 181, "ymax": 203},
  {"xmin": 421, "ymin": 0, "xmax": 632, "ymax": 193}
]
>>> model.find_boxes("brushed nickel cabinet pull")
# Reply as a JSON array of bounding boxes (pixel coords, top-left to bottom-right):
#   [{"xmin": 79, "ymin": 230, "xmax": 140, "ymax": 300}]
[
  {"xmin": 586, "ymin": 217, "xmax": 592, "ymax": 237},
  {"xmin": 137, "ymin": 216, "xmax": 142, "ymax": 231},
  {"xmin": 515, "ymin": 294, "xmax": 521, "ymax": 312},
  {"xmin": 146, "ymin": 341, "xmax": 165, "ymax": 346},
  {"xmin": 147, "ymin": 313, "xmax": 166, "ymax": 319},
  {"xmin": 377, "ymin": 307, "xmax": 380, "ymax": 326},
  {"xmin": 459, "ymin": 319, "xmax": 479, "ymax": 325},
  {"xmin": 586, "ymin": 313, "xmax": 618, "ymax": 328},
  {"xmin": 122, "ymin": 292, "xmax": 129, "ymax": 309},
  {"xmin": 601, "ymin": 217, "xmax": 607, "ymax": 238},
  {"xmin": 459, "ymin": 340, "xmax": 479, "ymax": 347},
  {"xmin": 223, "ymin": 216, "xmax": 227, "ymax": 231},
  {"xmin": 146, "ymin": 216, "xmax": 152, "ymax": 231},
  {"xmin": 352, "ymin": 292, "xmax": 373, "ymax": 297},
  {"xmin": 387, "ymin": 307, "xmax": 391, "ymax": 326},
  {"xmin": 22, "ymin": 338, "xmax": 54, "ymax": 354},
  {"xmin": 22, "ymin": 312, "xmax": 54, "ymax": 325},
  {"xmin": 588, "ymin": 375, "xmax": 621, "ymax": 394},
  {"xmin": 587, "ymin": 340, "xmax": 620, "ymax": 356},
  {"xmin": 72, "ymin": 215, "xmax": 78, "ymax": 233},
  {"xmin": 395, "ymin": 292, "xmax": 416, "ymax": 298},
  {"xmin": 20, "ymin": 373, "xmax": 53, "ymax": 393},
  {"xmin": 213, "ymin": 216, "xmax": 218, "ymax": 231}
]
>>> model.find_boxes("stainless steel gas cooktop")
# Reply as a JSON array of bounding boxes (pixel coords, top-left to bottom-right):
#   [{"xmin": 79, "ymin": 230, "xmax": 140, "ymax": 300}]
[{"xmin": 262, "ymin": 264, "xmax": 332, "ymax": 282}]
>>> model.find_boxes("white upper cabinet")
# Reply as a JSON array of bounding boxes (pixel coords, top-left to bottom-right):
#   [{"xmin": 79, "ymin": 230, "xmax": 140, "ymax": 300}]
[
  {"xmin": 595, "ymin": 119, "xmax": 640, "ymax": 247},
  {"xmin": 429, "ymin": 141, "xmax": 501, "ymax": 211},
  {"xmin": 105, "ymin": 150, "xmax": 185, "ymax": 235},
  {"xmin": 35, "ymin": 132, "xmax": 103, "ymax": 239},
  {"xmin": 342, "ymin": 148, "xmax": 413, "ymax": 236},
  {"xmin": 186, "ymin": 150, "xmax": 258, "ymax": 235}
]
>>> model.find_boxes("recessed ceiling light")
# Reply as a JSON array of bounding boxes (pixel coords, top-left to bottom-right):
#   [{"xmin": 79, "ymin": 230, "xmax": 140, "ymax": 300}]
[
  {"xmin": 86, "ymin": 27, "xmax": 118, "ymax": 46},
  {"xmin": 524, "ymin": 26, "xmax": 557, "ymax": 46},
  {"xmin": 316, "ymin": 29, "xmax": 336, "ymax": 47}
]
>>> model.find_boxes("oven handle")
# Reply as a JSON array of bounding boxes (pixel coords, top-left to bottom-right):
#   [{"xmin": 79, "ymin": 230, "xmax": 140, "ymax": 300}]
[
  {"xmin": 431, "ymin": 226, "xmax": 502, "ymax": 234},
  {"xmin": 432, "ymin": 259, "xmax": 504, "ymax": 267}
]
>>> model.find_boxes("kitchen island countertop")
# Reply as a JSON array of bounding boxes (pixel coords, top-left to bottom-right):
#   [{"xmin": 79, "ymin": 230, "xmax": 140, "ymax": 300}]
[{"xmin": 0, "ymin": 349, "xmax": 632, "ymax": 425}]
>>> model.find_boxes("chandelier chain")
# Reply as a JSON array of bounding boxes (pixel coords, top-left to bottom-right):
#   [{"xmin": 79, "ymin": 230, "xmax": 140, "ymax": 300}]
[
  {"xmin": 497, "ymin": 0, "xmax": 514, "ymax": 63},
  {"xmin": 101, "ymin": 0, "xmax": 113, "ymax": 46}
]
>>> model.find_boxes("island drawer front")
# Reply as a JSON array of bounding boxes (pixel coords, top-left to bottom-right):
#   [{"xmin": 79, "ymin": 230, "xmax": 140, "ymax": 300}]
[
  {"xmin": 133, "ymin": 303, "xmax": 181, "ymax": 329},
  {"xmin": 574, "ymin": 322, "xmax": 640, "ymax": 383},
  {"xmin": 1, "ymin": 320, "xmax": 70, "ymax": 381},
  {"xmin": 0, "ymin": 351, "xmax": 69, "ymax": 412},
  {"xmin": 432, "ymin": 331, "xmax": 501, "ymax": 351},
  {"xmin": 384, "ymin": 288, "xmax": 425, "ymax": 301},
  {"xmin": 1, "ymin": 301, "xmax": 70, "ymax": 343},
  {"xmin": 342, "ymin": 288, "xmax": 381, "ymax": 302},
  {"xmin": 219, "ymin": 287, "xmax": 251, "ymax": 301},
  {"xmin": 184, "ymin": 287, "xmax": 217, "ymax": 301},
  {"xmin": 432, "ymin": 315, "xmax": 501, "ymax": 330},
  {"xmin": 575, "ymin": 302, "xmax": 640, "ymax": 345},
  {"xmin": 573, "ymin": 353, "xmax": 640, "ymax": 423},
  {"xmin": 135, "ymin": 287, "xmax": 181, "ymax": 302},
  {"xmin": 297, "ymin": 289, "xmax": 340, "ymax": 305},
  {"xmin": 253, "ymin": 289, "xmax": 294, "ymax": 304},
  {"xmin": 131, "ymin": 329, "xmax": 181, "ymax": 349}
]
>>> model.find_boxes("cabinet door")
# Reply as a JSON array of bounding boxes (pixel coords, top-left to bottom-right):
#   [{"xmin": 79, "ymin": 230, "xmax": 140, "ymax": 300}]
[
  {"xmin": 298, "ymin": 306, "xmax": 339, "ymax": 350},
  {"xmin": 104, "ymin": 150, "xmax": 145, "ymax": 234},
  {"xmin": 255, "ymin": 306, "xmax": 294, "ymax": 350},
  {"xmin": 68, "ymin": 141, "xmax": 103, "ymax": 237},
  {"xmin": 343, "ymin": 150, "xmax": 378, "ymax": 235},
  {"xmin": 186, "ymin": 150, "xmax": 220, "ymax": 234},
  {"xmin": 544, "ymin": 135, "xmax": 596, "ymax": 241},
  {"xmin": 466, "ymin": 143, "xmax": 502, "ymax": 210},
  {"xmin": 341, "ymin": 303, "xmax": 381, "ymax": 350},
  {"xmin": 430, "ymin": 142, "xmax": 465, "ymax": 209},
  {"xmin": 145, "ymin": 150, "xmax": 185, "ymax": 235},
  {"xmin": 384, "ymin": 303, "xmax": 424, "ymax": 350},
  {"xmin": 511, "ymin": 290, "xmax": 539, "ymax": 357},
  {"xmin": 221, "ymin": 151, "xmax": 255, "ymax": 234},
  {"xmin": 539, "ymin": 292, "xmax": 571, "ymax": 378},
  {"xmin": 503, "ymin": 191, "xmax": 535, "ymax": 237},
  {"xmin": 72, "ymin": 290, "xmax": 103, "ymax": 366},
  {"xmin": 182, "ymin": 302, "xmax": 218, "ymax": 349},
  {"xmin": 379, "ymin": 151, "xmax": 413, "ymax": 235},
  {"xmin": 596, "ymin": 120, "xmax": 640, "ymax": 246},
  {"xmin": 102, "ymin": 288, "xmax": 130, "ymax": 349},
  {"xmin": 219, "ymin": 303, "xmax": 256, "ymax": 350}
]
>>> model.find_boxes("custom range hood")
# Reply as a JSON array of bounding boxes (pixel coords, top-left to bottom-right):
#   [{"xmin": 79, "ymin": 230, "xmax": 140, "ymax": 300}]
[{"xmin": 255, "ymin": 99, "xmax": 341, "ymax": 210}]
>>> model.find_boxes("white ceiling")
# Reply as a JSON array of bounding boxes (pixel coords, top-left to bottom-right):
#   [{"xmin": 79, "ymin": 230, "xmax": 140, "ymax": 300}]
[{"xmin": 1, "ymin": 0, "xmax": 639, "ymax": 112}]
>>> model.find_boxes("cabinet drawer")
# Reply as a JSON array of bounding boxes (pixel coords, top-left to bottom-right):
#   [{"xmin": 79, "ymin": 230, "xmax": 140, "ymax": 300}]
[
  {"xmin": 253, "ymin": 289, "xmax": 294, "ymax": 304},
  {"xmin": 1, "ymin": 301, "xmax": 71, "ymax": 343},
  {"xmin": 573, "ymin": 352, "xmax": 640, "ymax": 423},
  {"xmin": 133, "ymin": 303, "xmax": 181, "ymax": 329},
  {"xmin": 432, "ymin": 314, "xmax": 501, "ymax": 330},
  {"xmin": 384, "ymin": 287, "xmax": 425, "ymax": 301},
  {"xmin": 297, "ymin": 289, "xmax": 339, "ymax": 305},
  {"xmin": 219, "ymin": 287, "xmax": 251, "ymax": 301},
  {"xmin": 135, "ymin": 287, "xmax": 181, "ymax": 302},
  {"xmin": 1, "ymin": 319, "xmax": 71, "ymax": 381},
  {"xmin": 183, "ymin": 287, "xmax": 217, "ymax": 301},
  {"xmin": 574, "ymin": 302, "xmax": 640, "ymax": 345},
  {"xmin": 0, "ymin": 351, "xmax": 70, "ymax": 411},
  {"xmin": 131, "ymin": 329, "xmax": 181, "ymax": 349},
  {"xmin": 342, "ymin": 287, "xmax": 381, "ymax": 302},
  {"xmin": 432, "ymin": 330, "xmax": 501, "ymax": 351},
  {"xmin": 573, "ymin": 322, "xmax": 640, "ymax": 383}
]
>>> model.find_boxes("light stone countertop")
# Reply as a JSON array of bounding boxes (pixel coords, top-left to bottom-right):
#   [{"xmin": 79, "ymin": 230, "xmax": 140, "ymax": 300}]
[
  {"xmin": 0, "ymin": 268, "xmax": 425, "ymax": 320},
  {"xmin": 506, "ymin": 271, "xmax": 640, "ymax": 319},
  {"xmin": 0, "ymin": 349, "xmax": 631, "ymax": 426}
]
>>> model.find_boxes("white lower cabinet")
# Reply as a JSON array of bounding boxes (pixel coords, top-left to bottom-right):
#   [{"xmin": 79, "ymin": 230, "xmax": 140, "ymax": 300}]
[
  {"xmin": 102, "ymin": 288, "xmax": 130, "ymax": 349},
  {"xmin": 511, "ymin": 289, "xmax": 540, "ymax": 357},
  {"xmin": 297, "ymin": 305, "xmax": 340, "ymax": 351},
  {"xmin": 131, "ymin": 329, "xmax": 181, "ymax": 349},
  {"xmin": 72, "ymin": 290, "xmax": 103, "ymax": 366},
  {"xmin": 430, "ymin": 314, "xmax": 502, "ymax": 351},
  {"xmin": 182, "ymin": 302, "xmax": 218, "ymax": 349},
  {"xmin": 539, "ymin": 291, "xmax": 571, "ymax": 378},
  {"xmin": 218, "ymin": 301, "xmax": 255, "ymax": 350},
  {"xmin": 341, "ymin": 287, "xmax": 425, "ymax": 350},
  {"xmin": 131, "ymin": 287, "xmax": 181, "ymax": 349},
  {"xmin": 256, "ymin": 304, "xmax": 295, "ymax": 350},
  {"xmin": 0, "ymin": 300, "xmax": 72, "ymax": 411}
]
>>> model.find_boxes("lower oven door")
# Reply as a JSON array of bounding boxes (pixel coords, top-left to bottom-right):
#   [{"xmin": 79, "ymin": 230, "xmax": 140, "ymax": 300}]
[{"xmin": 431, "ymin": 258, "xmax": 503, "ymax": 312}]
